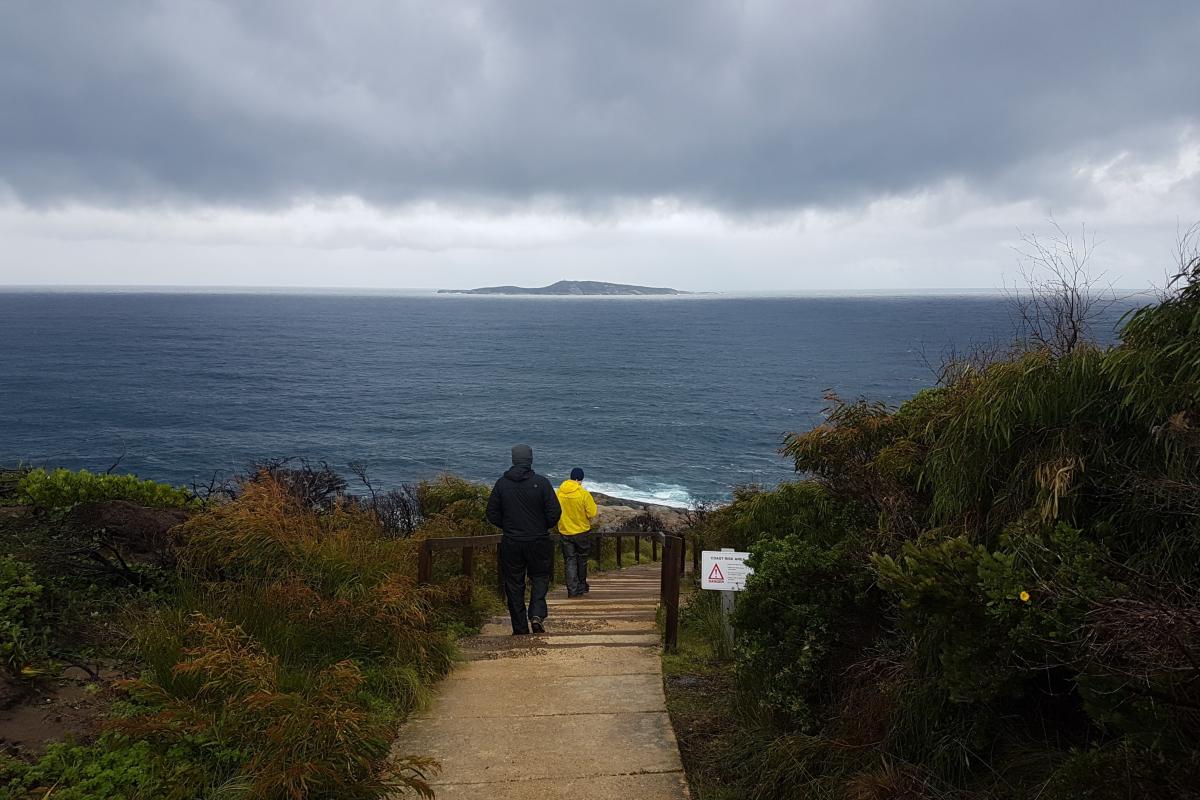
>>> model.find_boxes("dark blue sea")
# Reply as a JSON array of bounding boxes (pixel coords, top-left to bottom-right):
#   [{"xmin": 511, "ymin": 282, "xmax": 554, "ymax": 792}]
[{"xmin": 0, "ymin": 291, "xmax": 1136, "ymax": 505}]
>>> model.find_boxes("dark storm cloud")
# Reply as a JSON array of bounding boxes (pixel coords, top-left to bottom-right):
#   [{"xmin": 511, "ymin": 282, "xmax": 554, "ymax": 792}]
[{"xmin": 1, "ymin": 0, "xmax": 1197, "ymax": 211}]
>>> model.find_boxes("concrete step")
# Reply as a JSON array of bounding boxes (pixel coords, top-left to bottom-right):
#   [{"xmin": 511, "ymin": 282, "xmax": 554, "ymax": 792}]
[{"xmin": 392, "ymin": 563, "xmax": 687, "ymax": 799}]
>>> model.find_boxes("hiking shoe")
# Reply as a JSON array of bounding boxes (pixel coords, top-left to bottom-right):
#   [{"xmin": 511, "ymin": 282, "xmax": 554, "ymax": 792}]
[
  {"xmin": 512, "ymin": 629, "xmax": 530, "ymax": 636},
  {"xmin": 530, "ymin": 616, "xmax": 545, "ymax": 634}
]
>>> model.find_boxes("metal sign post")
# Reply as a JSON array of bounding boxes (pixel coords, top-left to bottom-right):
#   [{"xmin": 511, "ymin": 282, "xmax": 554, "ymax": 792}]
[{"xmin": 700, "ymin": 548, "xmax": 753, "ymax": 650}]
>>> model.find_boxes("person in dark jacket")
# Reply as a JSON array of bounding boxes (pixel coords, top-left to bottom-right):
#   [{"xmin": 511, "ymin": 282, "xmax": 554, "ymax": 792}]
[{"xmin": 486, "ymin": 444, "xmax": 562, "ymax": 634}]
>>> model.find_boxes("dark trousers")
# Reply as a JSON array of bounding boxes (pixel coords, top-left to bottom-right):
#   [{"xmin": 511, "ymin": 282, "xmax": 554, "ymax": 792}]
[
  {"xmin": 499, "ymin": 536, "xmax": 553, "ymax": 633},
  {"xmin": 560, "ymin": 533, "xmax": 591, "ymax": 595}
]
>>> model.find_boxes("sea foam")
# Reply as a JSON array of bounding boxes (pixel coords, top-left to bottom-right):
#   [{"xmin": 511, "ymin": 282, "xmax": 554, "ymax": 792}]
[{"xmin": 585, "ymin": 481, "xmax": 695, "ymax": 509}]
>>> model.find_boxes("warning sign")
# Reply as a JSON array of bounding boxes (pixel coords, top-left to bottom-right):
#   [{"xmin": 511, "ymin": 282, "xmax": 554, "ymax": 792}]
[{"xmin": 701, "ymin": 550, "xmax": 753, "ymax": 591}]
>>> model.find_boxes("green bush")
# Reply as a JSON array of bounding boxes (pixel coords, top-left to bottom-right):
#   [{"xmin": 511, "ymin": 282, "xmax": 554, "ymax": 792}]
[
  {"xmin": 1, "ymin": 739, "xmax": 166, "ymax": 800},
  {"xmin": 875, "ymin": 534, "xmax": 1039, "ymax": 703},
  {"xmin": 734, "ymin": 523, "xmax": 872, "ymax": 729},
  {"xmin": 674, "ymin": 250, "xmax": 1200, "ymax": 798},
  {"xmin": 414, "ymin": 475, "xmax": 488, "ymax": 519},
  {"xmin": 1037, "ymin": 743, "xmax": 1200, "ymax": 800},
  {"xmin": 0, "ymin": 735, "xmax": 240, "ymax": 800},
  {"xmin": 18, "ymin": 468, "xmax": 196, "ymax": 510},
  {"xmin": 0, "ymin": 556, "xmax": 45, "ymax": 674},
  {"xmin": 699, "ymin": 481, "xmax": 852, "ymax": 552}
]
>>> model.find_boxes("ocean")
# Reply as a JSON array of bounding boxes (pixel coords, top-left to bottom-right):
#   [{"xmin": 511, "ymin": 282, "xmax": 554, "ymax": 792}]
[{"xmin": 0, "ymin": 291, "xmax": 1136, "ymax": 505}]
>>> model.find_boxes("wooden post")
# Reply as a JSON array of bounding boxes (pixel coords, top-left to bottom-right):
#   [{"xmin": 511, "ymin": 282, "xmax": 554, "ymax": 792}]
[
  {"xmin": 616, "ymin": 534, "xmax": 623, "ymax": 568},
  {"xmin": 635, "ymin": 535, "xmax": 641, "ymax": 564},
  {"xmin": 720, "ymin": 590, "xmax": 735, "ymax": 651},
  {"xmin": 417, "ymin": 539, "xmax": 433, "ymax": 585},
  {"xmin": 652, "ymin": 537, "xmax": 658, "ymax": 562},
  {"xmin": 692, "ymin": 534, "xmax": 701, "ymax": 576},
  {"xmin": 658, "ymin": 536, "xmax": 667, "ymax": 603},
  {"xmin": 679, "ymin": 534, "xmax": 686, "ymax": 574},
  {"xmin": 663, "ymin": 536, "xmax": 681, "ymax": 652},
  {"xmin": 461, "ymin": 545, "xmax": 475, "ymax": 580},
  {"xmin": 461, "ymin": 545, "xmax": 474, "ymax": 604}
]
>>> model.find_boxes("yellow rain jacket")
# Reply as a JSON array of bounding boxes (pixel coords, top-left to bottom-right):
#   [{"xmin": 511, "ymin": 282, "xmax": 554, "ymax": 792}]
[{"xmin": 556, "ymin": 479, "xmax": 598, "ymax": 535}]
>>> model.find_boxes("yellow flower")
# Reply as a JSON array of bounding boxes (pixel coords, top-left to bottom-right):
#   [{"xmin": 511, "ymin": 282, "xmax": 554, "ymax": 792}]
[{"xmin": 1019, "ymin": 590, "xmax": 1031, "ymax": 602}]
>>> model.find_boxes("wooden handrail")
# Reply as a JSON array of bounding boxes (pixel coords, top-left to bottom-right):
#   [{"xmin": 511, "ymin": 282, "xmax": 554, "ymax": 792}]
[
  {"xmin": 423, "ymin": 534, "xmax": 503, "ymax": 551},
  {"xmin": 416, "ymin": 528, "xmax": 685, "ymax": 651}
]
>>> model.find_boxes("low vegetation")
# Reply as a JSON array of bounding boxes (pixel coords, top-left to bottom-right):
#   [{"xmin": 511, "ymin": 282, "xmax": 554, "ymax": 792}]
[
  {"xmin": 0, "ymin": 466, "xmax": 497, "ymax": 799},
  {"xmin": 0, "ymin": 556, "xmax": 45, "ymax": 677},
  {"xmin": 669, "ymin": 238, "xmax": 1200, "ymax": 798},
  {"xmin": 16, "ymin": 468, "xmax": 198, "ymax": 511}
]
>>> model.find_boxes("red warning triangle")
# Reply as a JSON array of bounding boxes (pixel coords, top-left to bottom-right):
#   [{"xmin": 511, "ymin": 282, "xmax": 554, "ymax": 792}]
[{"xmin": 708, "ymin": 563, "xmax": 724, "ymax": 581}]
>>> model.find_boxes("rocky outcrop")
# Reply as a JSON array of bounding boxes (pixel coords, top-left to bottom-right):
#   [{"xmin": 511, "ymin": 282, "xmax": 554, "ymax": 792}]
[{"xmin": 591, "ymin": 492, "xmax": 690, "ymax": 532}]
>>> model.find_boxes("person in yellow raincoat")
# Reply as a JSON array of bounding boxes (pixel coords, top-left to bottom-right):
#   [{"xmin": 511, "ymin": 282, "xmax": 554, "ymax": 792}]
[{"xmin": 556, "ymin": 468, "xmax": 598, "ymax": 597}]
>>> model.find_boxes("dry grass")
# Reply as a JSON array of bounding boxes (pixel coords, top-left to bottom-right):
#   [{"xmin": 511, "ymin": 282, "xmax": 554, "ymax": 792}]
[{"xmin": 115, "ymin": 477, "xmax": 471, "ymax": 798}]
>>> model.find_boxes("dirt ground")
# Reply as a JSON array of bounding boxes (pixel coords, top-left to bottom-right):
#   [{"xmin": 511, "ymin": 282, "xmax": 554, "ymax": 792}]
[
  {"xmin": 0, "ymin": 667, "xmax": 122, "ymax": 757},
  {"xmin": 1, "ymin": 500, "xmax": 177, "ymax": 760},
  {"xmin": 69, "ymin": 501, "xmax": 189, "ymax": 567}
]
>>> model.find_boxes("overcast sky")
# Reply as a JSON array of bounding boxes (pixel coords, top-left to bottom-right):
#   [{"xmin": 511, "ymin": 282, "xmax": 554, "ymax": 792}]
[{"xmin": 2, "ymin": 1, "xmax": 1198, "ymax": 291}]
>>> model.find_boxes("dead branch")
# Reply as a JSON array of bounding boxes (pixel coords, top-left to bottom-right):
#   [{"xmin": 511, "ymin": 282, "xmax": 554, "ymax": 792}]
[{"xmin": 1006, "ymin": 219, "xmax": 1120, "ymax": 357}]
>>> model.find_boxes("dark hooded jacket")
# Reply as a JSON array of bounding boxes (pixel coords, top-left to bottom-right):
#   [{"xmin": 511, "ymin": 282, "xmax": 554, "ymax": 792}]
[{"xmin": 486, "ymin": 465, "xmax": 562, "ymax": 541}]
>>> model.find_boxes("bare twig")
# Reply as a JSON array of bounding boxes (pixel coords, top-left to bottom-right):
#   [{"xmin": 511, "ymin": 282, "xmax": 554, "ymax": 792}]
[
  {"xmin": 105, "ymin": 437, "xmax": 127, "ymax": 475},
  {"xmin": 1005, "ymin": 219, "xmax": 1121, "ymax": 357}
]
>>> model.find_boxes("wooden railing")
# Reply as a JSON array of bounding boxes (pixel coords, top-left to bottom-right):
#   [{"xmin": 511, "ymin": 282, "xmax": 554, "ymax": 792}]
[{"xmin": 416, "ymin": 529, "xmax": 687, "ymax": 651}]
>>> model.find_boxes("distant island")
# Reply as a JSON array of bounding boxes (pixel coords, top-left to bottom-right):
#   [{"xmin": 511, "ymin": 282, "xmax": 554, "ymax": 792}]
[{"xmin": 437, "ymin": 280, "xmax": 689, "ymax": 296}]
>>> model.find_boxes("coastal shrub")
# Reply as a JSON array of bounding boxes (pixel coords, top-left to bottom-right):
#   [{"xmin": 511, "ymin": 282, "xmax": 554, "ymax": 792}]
[
  {"xmin": 180, "ymin": 575, "xmax": 457, "ymax": 679},
  {"xmin": 874, "ymin": 524, "xmax": 1116, "ymax": 704},
  {"xmin": 1037, "ymin": 742, "xmax": 1200, "ymax": 800},
  {"xmin": 1104, "ymin": 234, "xmax": 1200, "ymax": 424},
  {"xmin": 172, "ymin": 478, "xmax": 461, "ymax": 664},
  {"xmin": 362, "ymin": 488, "xmax": 421, "ymax": 537},
  {"xmin": 118, "ymin": 614, "xmax": 439, "ymax": 800},
  {"xmin": 919, "ymin": 348, "xmax": 1124, "ymax": 542},
  {"xmin": 669, "ymin": 250, "xmax": 1200, "ymax": 799},
  {"xmin": 409, "ymin": 476, "xmax": 502, "ymax": 602},
  {"xmin": 414, "ymin": 474, "xmax": 489, "ymax": 520},
  {"xmin": 174, "ymin": 479, "xmax": 418, "ymax": 585},
  {"xmin": 699, "ymin": 481, "xmax": 849, "ymax": 552},
  {"xmin": 0, "ymin": 736, "xmax": 220, "ymax": 800},
  {"xmin": 2, "ymin": 466, "xmax": 478, "ymax": 798},
  {"xmin": 782, "ymin": 391, "xmax": 938, "ymax": 541},
  {"xmin": 18, "ymin": 468, "xmax": 196, "ymax": 510},
  {"xmin": 248, "ymin": 458, "xmax": 348, "ymax": 511},
  {"xmin": 109, "ymin": 476, "xmax": 464, "ymax": 797},
  {"xmin": 0, "ymin": 467, "xmax": 27, "ymax": 506},
  {"xmin": 734, "ymin": 524, "xmax": 873, "ymax": 728},
  {"xmin": 782, "ymin": 394, "xmax": 900, "ymax": 492},
  {"xmin": 0, "ymin": 556, "xmax": 45, "ymax": 674}
]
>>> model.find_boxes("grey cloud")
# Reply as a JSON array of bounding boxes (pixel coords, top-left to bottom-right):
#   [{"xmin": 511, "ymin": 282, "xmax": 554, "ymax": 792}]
[{"xmin": 1, "ymin": 0, "xmax": 1197, "ymax": 211}]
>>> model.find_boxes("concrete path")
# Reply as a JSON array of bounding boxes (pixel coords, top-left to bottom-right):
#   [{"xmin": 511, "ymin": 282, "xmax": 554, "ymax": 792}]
[{"xmin": 392, "ymin": 562, "xmax": 690, "ymax": 799}]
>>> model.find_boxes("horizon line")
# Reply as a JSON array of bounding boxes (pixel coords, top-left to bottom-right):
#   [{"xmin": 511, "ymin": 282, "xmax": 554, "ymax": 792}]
[{"xmin": 0, "ymin": 283, "xmax": 1050, "ymax": 297}]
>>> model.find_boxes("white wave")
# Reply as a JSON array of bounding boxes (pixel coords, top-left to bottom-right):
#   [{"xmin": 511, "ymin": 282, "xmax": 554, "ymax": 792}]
[{"xmin": 584, "ymin": 481, "xmax": 695, "ymax": 509}]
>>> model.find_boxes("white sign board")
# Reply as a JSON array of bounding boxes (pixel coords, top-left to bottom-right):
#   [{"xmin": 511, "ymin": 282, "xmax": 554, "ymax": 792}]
[{"xmin": 701, "ymin": 550, "xmax": 753, "ymax": 591}]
